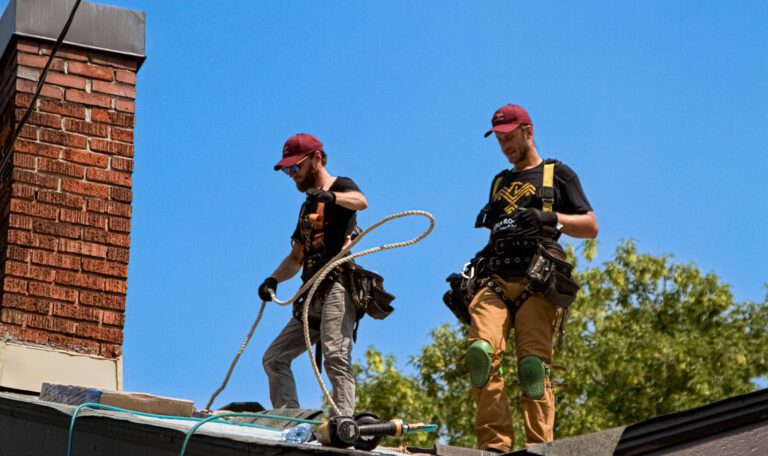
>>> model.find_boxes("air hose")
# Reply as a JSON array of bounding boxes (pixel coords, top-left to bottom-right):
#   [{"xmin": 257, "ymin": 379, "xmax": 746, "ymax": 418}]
[{"xmin": 206, "ymin": 210, "xmax": 435, "ymax": 416}]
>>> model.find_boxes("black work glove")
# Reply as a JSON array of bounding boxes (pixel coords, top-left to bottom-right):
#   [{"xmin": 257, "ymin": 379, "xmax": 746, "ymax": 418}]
[
  {"xmin": 258, "ymin": 277, "xmax": 278, "ymax": 302},
  {"xmin": 306, "ymin": 188, "xmax": 336, "ymax": 204},
  {"xmin": 516, "ymin": 207, "xmax": 558, "ymax": 228}
]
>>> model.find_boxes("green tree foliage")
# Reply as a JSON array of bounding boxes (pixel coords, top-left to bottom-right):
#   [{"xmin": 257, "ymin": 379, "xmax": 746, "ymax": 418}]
[{"xmin": 352, "ymin": 240, "xmax": 768, "ymax": 449}]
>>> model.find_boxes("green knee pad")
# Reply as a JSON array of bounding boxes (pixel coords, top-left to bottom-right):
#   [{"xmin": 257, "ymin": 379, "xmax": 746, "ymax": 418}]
[
  {"xmin": 465, "ymin": 339, "xmax": 494, "ymax": 388},
  {"xmin": 518, "ymin": 356, "xmax": 547, "ymax": 399}
]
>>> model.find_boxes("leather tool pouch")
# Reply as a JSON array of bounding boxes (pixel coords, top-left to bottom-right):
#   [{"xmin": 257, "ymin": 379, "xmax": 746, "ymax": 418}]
[
  {"xmin": 344, "ymin": 263, "xmax": 395, "ymax": 320},
  {"xmin": 527, "ymin": 245, "xmax": 580, "ymax": 309}
]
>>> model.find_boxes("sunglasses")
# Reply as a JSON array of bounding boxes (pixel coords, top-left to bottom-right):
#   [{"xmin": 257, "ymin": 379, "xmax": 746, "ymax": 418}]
[{"xmin": 281, "ymin": 153, "xmax": 312, "ymax": 175}]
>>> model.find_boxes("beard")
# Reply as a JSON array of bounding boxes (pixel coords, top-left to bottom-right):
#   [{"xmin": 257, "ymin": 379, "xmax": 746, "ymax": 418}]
[{"xmin": 295, "ymin": 165, "xmax": 319, "ymax": 192}]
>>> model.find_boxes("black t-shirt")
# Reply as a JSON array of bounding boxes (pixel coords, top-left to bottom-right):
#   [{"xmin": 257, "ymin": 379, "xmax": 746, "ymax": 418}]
[
  {"xmin": 481, "ymin": 160, "xmax": 593, "ymax": 229},
  {"xmin": 291, "ymin": 177, "xmax": 361, "ymax": 281}
]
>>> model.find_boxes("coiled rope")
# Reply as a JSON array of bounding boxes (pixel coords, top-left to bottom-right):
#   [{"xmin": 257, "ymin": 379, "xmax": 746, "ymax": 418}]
[{"xmin": 205, "ymin": 210, "xmax": 435, "ymax": 415}]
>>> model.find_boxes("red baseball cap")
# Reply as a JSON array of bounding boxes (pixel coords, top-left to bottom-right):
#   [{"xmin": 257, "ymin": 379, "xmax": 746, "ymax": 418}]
[
  {"xmin": 484, "ymin": 104, "xmax": 532, "ymax": 137},
  {"xmin": 273, "ymin": 133, "xmax": 323, "ymax": 171}
]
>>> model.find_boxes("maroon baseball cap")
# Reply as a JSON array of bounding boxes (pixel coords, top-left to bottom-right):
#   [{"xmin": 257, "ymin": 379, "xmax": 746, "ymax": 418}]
[
  {"xmin": 484, "ymin": 104, "xmax": 532, "ymax": 137},
  {"xmin": 273, "ymin": 133, "xmax": 323, "ymax": 171}
]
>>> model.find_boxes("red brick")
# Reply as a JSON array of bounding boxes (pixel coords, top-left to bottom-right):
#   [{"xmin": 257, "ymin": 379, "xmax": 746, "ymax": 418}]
[
  {"xmin": 15, "ymin": 110, "xmax": 61, "ymax": 129},
  {"xmin": 16, "ymin": 79, "xmax": 63, "ymax": 99},
  {"xmin": 52, "ymin": 303, "xmax": 101, "ymax": 323},
  {"xmin": 10, "ymin": 199, "xmax": 57, "ymax": 220},
  {"xmin": 111, "ymin": 127, "xmax": 133, "ymax": 143},
  {"xmin": 28, "ymin": 265, "xmax": 55, "ymax": 282},
  {"xmin": 100, "ymin": 343, "xmax": 122, "ymax": 358},
  {"xmin": 29, "ymin": 282, "xmax": 77, "ymax": 302},
  {"xmin": 37, "ymin": 190, "xmax": 85, "ymax": 209},
  {"xmin": 15, "ymin": 92, "xmax": 34, "ymax": 108},
  {"xmin": 3, "ymin": 294, "xmax": 51, "ymax": 314},
  {"xmin": 91, "ymin": 109, "xmax": 134, "ymax": 128},
  {"xmin": 76, "ymin": 323, "xmax": 122, "ymax": 343},
  {"xmin": 62, "ymin": 178, "xmax": 110, "ymax": 198},
  {"xmin": 33, "ymin": 220, "xmax": 82, "ymax": 239},
  {"xmin": 109, "ymin": 216, "xmax": 131, "ymax": 233},
  {"xmin": 44, "ymin": 72, "xmax": 87, "ymax": 89},
  {"xmin": 62, "ymin": 148, "xmax": 108, "ymax": 167},
  {"xmin": 65, "ymin": 89, "xmax": 111, "ymax": 108},
  {"xmin": 12, "ymin": 153, "xmax": 35, "ymax": 169},
  {"xmin": 86, "ymin": 199, "xmax": 108, "ymax": 214},
  {"xmin": 3, "ymin": 277, "xmax": 28, "ymax": 293},
  {"xmin": 104, "ymin": 279, "xmax": 127, "ymax": 294},
  {"xmin": 64, "ymin": 118, "xmax": 109, "ymax": 138},
  {"xmin": 114, "ymin": 99, "xmax": 135, "ymax": 113},
  {"xmin": 83, "ymin": 228, "xmax": 108, "ymax": 244},
  {"xmin": 82, "ymin": 259, "xmax": 128, "ymax": 278},
  {"xmin": 67, "ymin": 62, "xmax": 114, "ymax": 81},
  {"xmin": 19, "ymin": 124, "xmax": 38, "ymax": 140},
  {"xmin": 106, "ymin": 233, "xmax": 130, "ymax": 248},
  {"xmin": 26, "ymin": 314, "xmax": 51, "ymax": 331},
  {"xmin": 110, "ymin": 187, "xmax": 133, "ymax": 203},
  {"xmin": 59, "ymin": 239, "xmax": 108, "ymax": 258},
  {"xmin": 45, "ymin": 46, "xmax": 89, "ymax": 62},
  {"xmin": 107, "ymin": 201, "xmax": 131, "ymax": 217},
  {"xmin": 32, "ymin": 234, "xmax": 58, "ymax": 251},
  {"xmin": 90, "ymin": 138, "xmax": 133, "ymax": 157},
  {"xmin": 16, "ymin": 40, "xmax": 39, "ymax": 53},
  {"xmin": 4, "ymin": 260, "xmax": 28, "ymax": 277},
  {"xmin": 2, "ymin": 324, "xmax": 53, "ymax": 346},
  {"xmin": 15, "ymin": 139, "xmax": 60, "ymax": 158},
  {"xmin": 101, "ymin": 310, "xmax": 125, "ymax": 328},
  {"xmin": 31, "ymin": 250, "xmax": 81, "ymax": 270},
  {"xmin": 11, "ymin": 183, "xmax": 36, "ymax": 200},
  {"xmin": 38, "ymin": 99, "xmax": 86, "ymax": 119},
  {"xmin": 49, "ymin": 317, "xmax": 78, "ymax": 335},
  {"xmin": 107, "ymin": 247, "xmax": 130, "ymax": 263},
  {"xmin": 63, "ymin": 209, "xmax": 108, "ymax": 229},
  {"xmin": 8, "ymin": 229, "xmax": 33, "ymax": 246},
  {"xmin": 9, "ymin": 213, "xmax": 34, "ymax": 230},
  {"xmin": 48, "ymin": 334, "xmax": 99, "ymax": 355},
  {"xmin": 13, "ymin": 169, "xmax": 59, "ymax": 189},
  {"xmin": 80, "ymin": 291, "xmax": 125, "ymax": 310},
  {"xmin": 55, "ymin": 270, "xmax": 104, "ymax": 291},
  {"xmin": 39, "ymin": 128, "xmax": 87, "ymax": 149},
  {"xmin": 39, "ymin": 157, "xmax": 85, "ymax": 178},
  {"xmin": 7, "ymin": 245, "xmax": 30, "ymax": 261},
  {"xmin": 17, "ymin": 53, "xmax": 49, "ymax": 69},
  {"xmin": 86, "ymin": 168, "xmax": 131, "ymax": 187},
  {"xmin": 110, "ymin": 157, "xmax": 133, "ymax": 173},
  {"xmin": 92, "ymin": 80, "xmax": 135, "ymax": 99},
  {"xmin": 1, "ymin": 308, "xmax": 27, "ymax": 326},
  {"xmin": 114, "ymin": 70, "xmax": 136, "ymax": 85},
  {"xmin": 91, "ymin": 54, "xmax": 138, "ymax": 70},
  {"xmin": 17, "ymin": 65, "xmax": 41, "ymax": 81}
]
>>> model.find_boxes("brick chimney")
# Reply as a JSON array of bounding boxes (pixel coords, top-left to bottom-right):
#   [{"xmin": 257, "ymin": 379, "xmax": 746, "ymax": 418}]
[{"xmin": 0, "ymin": 0, "xmax": 145, "ymax": 392}]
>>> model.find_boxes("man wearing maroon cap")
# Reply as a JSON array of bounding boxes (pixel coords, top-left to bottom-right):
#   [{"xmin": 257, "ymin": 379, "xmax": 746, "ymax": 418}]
[
  {"xmin": 462, "ymin": 104, "xmax": 598, "ymax": 451},
  {"xmin": 259, "ymin": 133, "xmax": 367, "ymax": 417}
]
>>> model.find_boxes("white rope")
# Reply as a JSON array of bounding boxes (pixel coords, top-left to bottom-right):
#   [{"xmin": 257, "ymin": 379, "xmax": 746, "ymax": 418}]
[{"xmin": 206, "ymin": 210, "xmax": 435, "ymax": 415}]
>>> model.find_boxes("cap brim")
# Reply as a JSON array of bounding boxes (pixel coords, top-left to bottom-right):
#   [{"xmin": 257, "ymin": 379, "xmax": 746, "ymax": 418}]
[
  {"xmin": 273, "ymin": 154, "xmax": 303, "ymax": 171},
  {"xmin": 483, "ymin": 123, "xmax": 522, "ymax": 138}
]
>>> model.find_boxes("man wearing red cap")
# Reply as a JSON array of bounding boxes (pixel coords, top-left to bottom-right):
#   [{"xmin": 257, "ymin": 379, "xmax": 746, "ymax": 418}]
[
  {"xmin": 259, "ymin": 133, "xmax": 367, "ymax": 417},
  {"xmin": 464, "ymin": 105, "xmax": 598, "ymax": 451}
]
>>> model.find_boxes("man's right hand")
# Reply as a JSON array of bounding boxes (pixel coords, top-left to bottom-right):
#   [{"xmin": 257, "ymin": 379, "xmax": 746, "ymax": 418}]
[{"xmin": 258, "ymin": 277, "xmax": 278, "ymax": 302}]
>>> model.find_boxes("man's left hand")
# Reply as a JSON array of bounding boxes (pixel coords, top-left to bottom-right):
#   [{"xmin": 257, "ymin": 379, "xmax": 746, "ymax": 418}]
[
  {"xmin": 516, "ymin": 207, "xmax": 558, "ymax": 228},
  {"xmin": 306, "ymin": 188, "xmax": 336, "ymax": 204}
]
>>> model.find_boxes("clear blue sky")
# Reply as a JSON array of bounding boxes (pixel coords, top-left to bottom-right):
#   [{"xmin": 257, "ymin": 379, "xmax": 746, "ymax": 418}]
[{"xmin": 22, "ymin": 1, "xmax": 768, "ymax": 410}]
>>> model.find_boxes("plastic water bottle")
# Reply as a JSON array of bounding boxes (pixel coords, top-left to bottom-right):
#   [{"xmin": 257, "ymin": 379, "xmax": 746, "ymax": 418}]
[{"xmin": 281, "ymin": 423, "xmax": 313, "ymax": 444}]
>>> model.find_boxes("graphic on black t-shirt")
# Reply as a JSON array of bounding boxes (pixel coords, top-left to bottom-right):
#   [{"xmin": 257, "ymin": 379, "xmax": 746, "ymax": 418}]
[{"xmin": 495, "ymin": 181, "xmax": 537, "ymax": 213}]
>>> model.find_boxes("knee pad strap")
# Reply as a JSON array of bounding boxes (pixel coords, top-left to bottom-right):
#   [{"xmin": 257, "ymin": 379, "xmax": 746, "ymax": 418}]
[
  {"xmin": 465, "ymin": 339, "xmax": 494, "ymax": 388},
  {"xmin": 518, "ymin": 356, "xmax": 546, "ymax": 399}
]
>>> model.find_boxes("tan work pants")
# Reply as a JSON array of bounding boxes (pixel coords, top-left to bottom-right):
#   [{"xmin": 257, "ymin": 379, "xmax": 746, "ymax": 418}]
[{"xmin": 468, "ymin": 276, "xmax": 559, "ymax": 452}]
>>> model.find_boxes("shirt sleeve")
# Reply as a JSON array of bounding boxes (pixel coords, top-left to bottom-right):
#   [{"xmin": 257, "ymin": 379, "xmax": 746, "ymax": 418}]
[
  {"xmin": 332, "ymin": 177, "xmax": 361, "ymax": 193},
  {"xmin": 555, "ymin": 164, "xmax": 593, "ymax": 214}
]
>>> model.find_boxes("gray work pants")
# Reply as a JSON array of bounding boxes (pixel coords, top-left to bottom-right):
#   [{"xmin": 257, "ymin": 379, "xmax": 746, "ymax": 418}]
[{"xmin": 262, "ymin": 280, "xmax": 357, "ymax": 416}]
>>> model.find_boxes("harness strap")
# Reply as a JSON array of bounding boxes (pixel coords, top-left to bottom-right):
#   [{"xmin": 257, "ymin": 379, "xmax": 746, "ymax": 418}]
[
  {"xmin": 541, "ymin": 162, "xmax": 555, "ymax": 213},
  {"xmin": 485, "ymin": 278, "xmax": 536, "ymax": 320}
]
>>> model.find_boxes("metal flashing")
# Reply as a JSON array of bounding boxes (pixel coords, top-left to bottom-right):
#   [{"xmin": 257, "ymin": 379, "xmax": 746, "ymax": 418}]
[{"xmin": 0, "ymin": 0, "xmax": 145, "ymax": 63}]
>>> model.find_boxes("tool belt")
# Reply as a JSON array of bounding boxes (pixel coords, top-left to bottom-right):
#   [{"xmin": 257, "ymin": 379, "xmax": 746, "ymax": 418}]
[{"xmin": 343, "ymin": 262, "xmax": 395, "ymax": 321}]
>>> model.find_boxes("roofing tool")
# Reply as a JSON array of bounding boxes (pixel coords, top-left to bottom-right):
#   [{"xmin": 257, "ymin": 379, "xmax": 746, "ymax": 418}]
[{"xmin": 315, "ymin": 413, "xmax": 439, "ymax": 452}]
